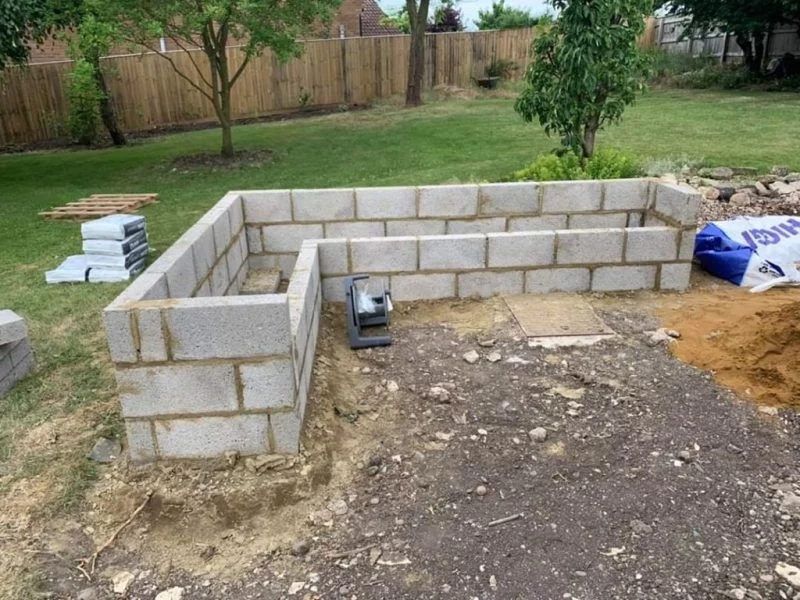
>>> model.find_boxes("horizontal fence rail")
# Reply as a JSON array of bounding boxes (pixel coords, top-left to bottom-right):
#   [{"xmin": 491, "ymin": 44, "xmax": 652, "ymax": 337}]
[{"xmin": 0, "ymin": 28, "xmax": 536, "ymax": 146}]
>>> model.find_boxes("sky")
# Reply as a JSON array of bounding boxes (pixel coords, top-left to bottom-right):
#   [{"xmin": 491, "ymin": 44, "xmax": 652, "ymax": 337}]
[{"xmin": 377, "ymin": 0, "xmax": 552, "ymax": 30}]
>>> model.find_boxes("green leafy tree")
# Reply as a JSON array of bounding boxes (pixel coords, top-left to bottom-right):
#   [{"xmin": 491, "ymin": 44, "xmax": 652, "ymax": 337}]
[
  {"xmin": 515, "ymin": 0, "xmax": 651, "ymax": 159},
  {"xmin": 476, "ymin": 0, "xmax": 550, "ymax": 30},
  {"xmin": 661, "ymin": 0, "xmax": 797, "ymax": 74},
  {"xmin": 64, "ymin": 11, "xmax": 127, "ymax": 145},
  {"xmin": 97, "ymin": 0, "xmax": 340, "ymax": 156},
  {"xmin": 0, "ymin": 0, "xmax": 74, "ymax": 69}
]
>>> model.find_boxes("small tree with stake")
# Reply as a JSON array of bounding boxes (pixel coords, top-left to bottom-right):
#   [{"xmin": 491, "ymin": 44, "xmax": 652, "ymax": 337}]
[
  {"xmin": 98, "ymin": 0, "xmax": 339, "ymax": 157},
  {"xmin": 514, "ymin": 0, "xmax": 651, "ymax": 160}
]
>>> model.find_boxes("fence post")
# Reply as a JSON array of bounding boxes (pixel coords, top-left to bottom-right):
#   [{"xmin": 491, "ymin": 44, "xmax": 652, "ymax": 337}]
[
  {"xmin": 340, "ymin": 37, "xmax": 351, "ymax": 105},
  {"xmin": 720, "ymin": 31, "xmax": 729, "ymax": 64},
  {"xmin": 656, "ymin": 17, "xmax": 665, "ymax": 47}
]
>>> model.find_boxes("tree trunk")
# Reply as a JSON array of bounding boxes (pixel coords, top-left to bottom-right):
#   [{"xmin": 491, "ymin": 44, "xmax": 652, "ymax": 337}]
[
  {"xmin": 405, "ymin": 0, "xmax": 430, "ymax": 107},
  {"xmin": 581, "ymin": 115, "xmax": 599, "ymax": 159},
  {"xmin": 736, "ymin": 33, "xmax": 765, "ymax": 74},
  {"xmin": 219, "ymin": 80, "xmax": 234, "ymax": 157},
  {"xmin": 220, "ymin": 120, "xmax": 234, "ymax": 157},
  {"xmin": 91, "ymin": 59, "xmax": 126, "ymax": 146}
]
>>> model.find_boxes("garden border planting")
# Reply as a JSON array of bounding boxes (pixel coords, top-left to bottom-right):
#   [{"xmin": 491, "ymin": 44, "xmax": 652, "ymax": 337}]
[{"xmin": 105, "ymin": 179, "xmax": 700, "ymax": 462}]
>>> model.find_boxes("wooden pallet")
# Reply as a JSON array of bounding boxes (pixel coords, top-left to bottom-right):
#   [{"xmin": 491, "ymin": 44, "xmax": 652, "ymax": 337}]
[{"xmin": 39, "ymin": 193, "xmax": 158, "ymax": 220}]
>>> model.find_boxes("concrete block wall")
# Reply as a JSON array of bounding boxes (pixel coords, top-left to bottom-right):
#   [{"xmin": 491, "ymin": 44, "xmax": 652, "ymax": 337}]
[
  {"xmin": 0, "ymin": 310, "xmax": 34, "ymax": 399},
  {"xmin": 237, "ymin": 180, "xmax": 698, "ymax": 300},
  {"xmin": 105, "ymin": 193, "xmax": 314, "ymax": 462},
  {"xmin": 107, "ymin": 179, "xmax": 699, "ymax": 462}
]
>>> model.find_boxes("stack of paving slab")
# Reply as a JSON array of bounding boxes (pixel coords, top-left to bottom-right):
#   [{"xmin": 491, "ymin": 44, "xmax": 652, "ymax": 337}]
[
  {"xmin": 0, "ymin": 310, "xmax": 34, "ymax": 399},
  {"xmin": 46, "ymin": 215, "xmax": 149, "ymax": 284}
]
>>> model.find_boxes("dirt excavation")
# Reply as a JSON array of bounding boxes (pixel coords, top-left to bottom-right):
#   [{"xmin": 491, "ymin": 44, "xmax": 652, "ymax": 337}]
[{"xmin": 16, "ymin": 291, "xmax": 800, "ymax": 600}]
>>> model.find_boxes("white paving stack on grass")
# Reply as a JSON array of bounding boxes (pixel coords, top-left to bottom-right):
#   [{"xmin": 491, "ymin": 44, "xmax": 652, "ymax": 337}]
[
  {"xmin": 106, "ymin": 179, "xmax": 700, "ymax": 462},
  {"xmin": 0, "ymin": 310, "xmax": 34, "ymax": 399}
]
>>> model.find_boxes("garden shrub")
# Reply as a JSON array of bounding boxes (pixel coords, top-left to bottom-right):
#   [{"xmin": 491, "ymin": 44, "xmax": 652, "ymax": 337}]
[
  {"xmin": 66, "ymin": 59, "xmax": 104, "ymax": 145},
  {"xmin": 508, "ymin": 148, "xmax": 642, "ymax": 182}
]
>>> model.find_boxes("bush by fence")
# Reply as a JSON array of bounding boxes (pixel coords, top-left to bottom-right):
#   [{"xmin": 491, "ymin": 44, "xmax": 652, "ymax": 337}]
[{"xmin": 0, "ymin": 29, "xmax": 536, "ymax": 146}]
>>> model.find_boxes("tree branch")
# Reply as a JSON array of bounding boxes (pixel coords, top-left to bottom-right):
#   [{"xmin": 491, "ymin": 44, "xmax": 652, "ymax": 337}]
[
  {"xmin": 131, "ymin": 37, "xmax": 215, "ymax": 104},
  {"xmin": 229, "ymin": 53, "xmax": 251, "ymax": 87},
  {"xmin": 167, "ymin": 35, "xmax": 213, "ymax": 90}
]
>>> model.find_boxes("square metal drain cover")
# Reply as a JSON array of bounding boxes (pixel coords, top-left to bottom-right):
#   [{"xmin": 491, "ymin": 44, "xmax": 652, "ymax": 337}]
[{"xmin": 504, "ymin": 294, "xmax": 614, "ymax": 338}]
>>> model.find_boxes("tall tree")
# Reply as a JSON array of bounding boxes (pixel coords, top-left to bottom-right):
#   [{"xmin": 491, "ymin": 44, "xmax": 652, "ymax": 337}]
[
  {"xmin": 428, "ymin": 1, "xmax": 464, "ymax": 32},
  {"xmin": 475, "ymin": 0, "xmax": 547, "ymax": 30},
  {"xmin": 98, "ymin": 0, "xmax": 339, "ymax": 157},
  {"xmin": 0, "ymin": 0, "xmax": 66, "ymax": 69},
  {"xmin": 515, "ymin": 0, "xmax": 651, "ymax": 159},
  {"xmin": 405, "ymin": 0, "xmax": 431, "ymax": 107},
  {"xmin": 662, "ymin": 0, "xmax": 793, "ymax": 74}
]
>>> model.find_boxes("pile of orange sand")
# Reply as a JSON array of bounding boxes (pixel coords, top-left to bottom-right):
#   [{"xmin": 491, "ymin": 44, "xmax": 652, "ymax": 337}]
[{"xmin": 663, "ymin": 292, "xmax": 800, "ymax": 408}]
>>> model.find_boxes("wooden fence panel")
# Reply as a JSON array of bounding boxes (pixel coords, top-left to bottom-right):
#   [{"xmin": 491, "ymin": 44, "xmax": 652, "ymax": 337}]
[{"xmin": 0, "ymin": 28, "xmax": 537, "ymax": 146}]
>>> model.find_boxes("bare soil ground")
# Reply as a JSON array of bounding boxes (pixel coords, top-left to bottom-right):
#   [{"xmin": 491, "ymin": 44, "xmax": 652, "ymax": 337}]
[{"xmin": 12, "ymin": 289, "xmax": 800, "ymax": 600}]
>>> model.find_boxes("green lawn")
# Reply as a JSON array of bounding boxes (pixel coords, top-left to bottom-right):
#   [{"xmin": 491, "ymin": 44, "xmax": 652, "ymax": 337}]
[{"xmin": 0, "ymin": 87, "xmax": 799, "ymax": 564}]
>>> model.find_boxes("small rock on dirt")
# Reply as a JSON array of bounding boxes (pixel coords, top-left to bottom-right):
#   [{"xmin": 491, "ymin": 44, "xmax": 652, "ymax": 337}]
[
  {"xmin": 630, "ymin": 519, "xmax": 653, "ymax": 535},
  {"xmin": 291, "ymin": 540, "xmax": 311, "ymax": 557},
  {"xmin": 677, "ymin": 450, "xmax": 693, "ymax": 463},
  {"xmin": 154, "ymin": 588, "xmax": 184, "ymax": 600},
  {"xmin": 327, "ymin": 499, "xmax": 348, "ymax": 516},
  {"xmin": 775, "ymin": 562, "xmax": 800, "ymax": 589},
  {"xmin": 386, "ymin": 380, "xmax": 400, "ymax": 393},
  {"xmin": 77, "ymin": 588, "xmax": 99, "ymax": 600},
  {"xmin": 287, "ymin": 581, "xmax": 306, "ymax": 595},
  {"xmin": 475, "ymin": 485, "xmax": 488, "ymax": 496},
  {"xmin": 310, "ymin": 508, "xmax": 333, "ymax": 524},
  {"xmin": 528, "ymin": 427, "xmax": 548, "ymax": 443},
  {"xmin": 428, "ymin": 386, "xmax": 452, "ymax": 402},
  {"xmin": 779, "ymin": 491, "xmax": 800, "ymax": 515},
  {"xmin": 478, "ymin": 339, "xmax": 496, "ymax": 347},
  {"xmin": 88, "ymin": 438, "xmax": 122, "ymax": 463},
  {"xmin": 729, "ymin": 192, "xmax": 751, "ymax": 207},
  {"xmin": 112, "ymin": 571, "xmax": 135, "ymax": 595},
  {"xmin": 463, "ymin": 350, "xmax": 480, "ymax": 364},
  {"xmin": 487, "ymin": 352, "xmax": 502, "ymax": 363}
]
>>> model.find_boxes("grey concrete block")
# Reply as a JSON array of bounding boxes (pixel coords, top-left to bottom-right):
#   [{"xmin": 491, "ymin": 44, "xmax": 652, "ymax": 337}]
[
  {"xmin": 525, "ymin": 268, "xmax": 591, "ymax": 293},
  {"xmin": 155, "ymin": 414, "xmax": 270, "ymax": 458},
  {"xmin": 292, "ymin": 188, "xmax": 354, "ymax": 222},
  {"xmin": 9, "ymin": 338, "xmax": 31, "ymax": 367},
  {"xmin": 626, "ymin": 227, "xmax": 679, "ymax": 262},
  {"xmin": 185, "ymin": 223, "xmax": 217, "ymax": 281},
  {"xmin": 240, "ymin": 359, "xmax": 295, "ymax": 410},
  {"xmin": 420, "ymin": 234, "xmax": 486, "ymax": 270},
  {"xmin": 279, "ymin": 253, "xmax": 297, "ymax": 278},
  {"xmin": 166, "ymin": 296, "xmax": 291, "ymax": 360},
  {"xmin": 147, "ymin": 242, "xmax": 198, "ymax": 299},
  {"xmin": 447, "ymin": 218, "xmax": 506, "ymax": 234},
  {"xmin": 209, "ymin": 259, "xmax": 229, "ymax": 296},
  {"xmin": 556, "ymin": 229, "xmax": 625, "ymax": 265},
  {"xmin": 386, "ymin": 219, "xmax": 446, "ymax": 236},
  {"xmin": 210, "ymin": 209, "xmax": 232, "ymax": 258},
  {"xmin": 137, "ymin": 307, "xmax": 167, "ymax": 362},
  {"xmin": 270, "ymin": 412, "xmax": 302, "ymax": 453},
  {"xmin": 660, "ymin": 262, "xmax": 693, "ymax": 290},
  {"xmin": 654, "ymin": 183, "xmax": 701, "ymax": 225},
  {"xmin": 322, "ymin": 276, "xmax": 348, "ymax": 302},
  {"xmin": 627, "ymin": 212, "xmax": 644, "ymax": 228},
  {"xmin": 479, "ymin": 182, "xmax": 538, "ymax": 215},
  {"xmin": 487, "ymin": 231, "xmax": 554, "ymax": 268},
  {"xmin": 226, "ymin": 232, "xmax": 246, "ymax": 279},
  {"xmin": 109, "ymin": 272, "xmax": 168, "ymax": 305},
  {"xmin": 315, "ymin": 239, "xmax": 348, "ymax": 275},
  {"xmin": 542, "ymin": 181, "xmax": 602, "ymax": 214},
  {"xmin": 508, "ymin": 215, "xmax": 568, "ymax": 232},
  {"xmin": 419, "ymin": 184, "xmax": 478, "ymax": 217},
  {"xmin": 679, "ymin": 230, "xmax": 696, "ymax": 260},
  {"xmin": 241, "ymin": 190, "xmax": 292, "ymax": 223},
  {"xmin": 0, "ymin": 352, "xmax": 13, "ymax": 380},
  {"xmin": 246, "ymin": 226, "xmax": 263, "ymax": 254},
  {"xmin": 117, "ymin": 363, "xmax": 238, "ymax": 417},
  {"xmin": 195, "ymin": 280, "xmax": 211, "ymax": 297},
  {"xmin": 458, "ymin": 271, "xmax": 523, "ymax": 298},
  {"xmin": 263, "ymin": 224, "xmax": 324, "ymax": 253},
  {"xmin": 13, "ymin": 353, "xmax": 34, "ymax": 380},
  {"xmin": 644, "ymin": 213, "xmax": 668, "ymax": 227},
  {"xmin": 390, "ymin": 273, "xmax": 455, "ymax": 301},
  {"xmin": 104, "ymin": 308, "xmax": 137, "ymax": 363},
  {"xmin": 569, "ymin": 213, "xmax": 629, "ymax": 229},
  {"xmin": 603, "ymin": 179, "xmax": 649, "ymax": 210},
  {"xmin": 592, "ymin": 266, "xmax": 657, "ymax": 291},
  {"xmin": 0, "ymin": 310, "xmax": 27, "ymax": 345},
  {"xmin": 125, "ymin": 420, "xmax": 157, "ymax": 462},
  {"xmin": 325, "ymin": 221, "xmax": 385, "ymax": 239},
  {"xmin": 356, "ymin": 186, "xmax": 416, "ymax": 219},
  {"xmin": 352, "ymin": 237, "xmax": 417, "ymax": 273},
  {"xmin": 225, "ymin": 193, "xmax": 245, "ymax": 235}
]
